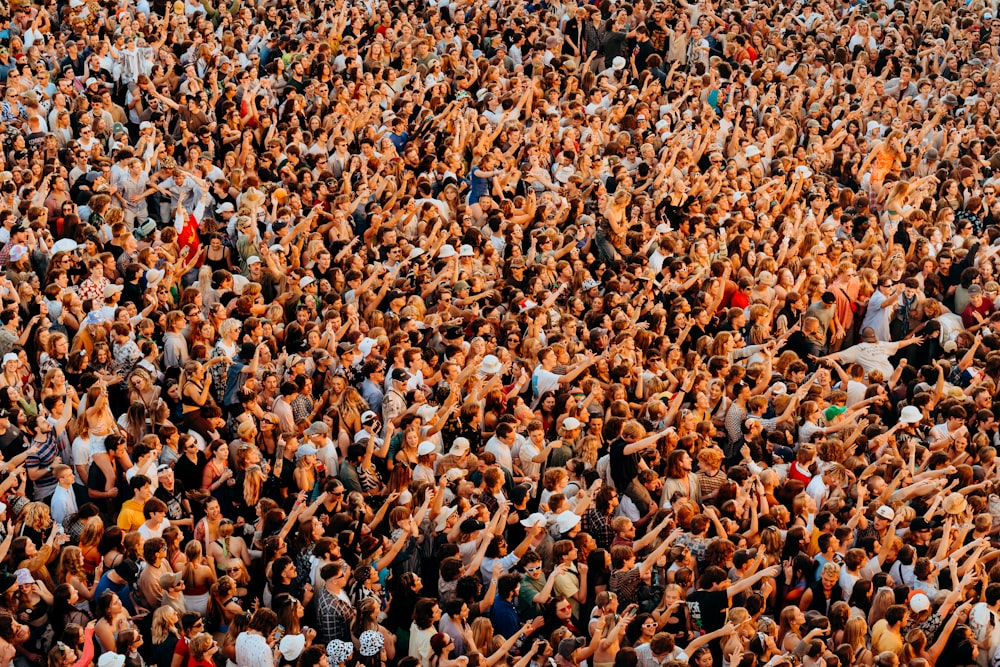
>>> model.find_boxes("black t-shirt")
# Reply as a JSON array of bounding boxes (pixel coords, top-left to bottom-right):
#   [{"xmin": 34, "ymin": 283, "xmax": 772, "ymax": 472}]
[
  {"xmin": 609, "ymin": 436, "xmax": 640, "ymax": 490},
  {"xmin": 0, "ymin": 425, "xmax": 26, "ymax": 461},
  {"xmin": 687, "ymin": 588, "xmax": 729, "ymax": 633},
  {"xmin": 154, "ymin": 481, "xmax": 188, "ymax": 522},
  {"xmin": 173, "ymin": 453, "xmax": 206, "ymax": 498}
]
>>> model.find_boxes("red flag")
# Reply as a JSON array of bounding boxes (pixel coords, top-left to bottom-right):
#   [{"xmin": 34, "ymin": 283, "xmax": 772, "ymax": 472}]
[{"xmin": 178, "ymin": 213, "xmax": 200, "ymax": 258}]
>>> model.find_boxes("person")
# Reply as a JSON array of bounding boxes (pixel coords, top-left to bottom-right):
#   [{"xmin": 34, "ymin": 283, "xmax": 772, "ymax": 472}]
[
  {"xmin": 235, "ymin": 608, "xmax": 279, "ymax": 667},
  {"xmin": 117, "ymin": 475, "xmax": 153, "ymax": 533},
  {"xmin": 49, "ymin": 464, "xmax": 77, "ymax": 524}
]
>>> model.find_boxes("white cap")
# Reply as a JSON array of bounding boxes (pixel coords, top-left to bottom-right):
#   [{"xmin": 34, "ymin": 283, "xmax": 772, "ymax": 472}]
[
  {"xmin": 520, "ymin": 512, "xmax": 547, "ymax": 528},
  {"xmin": 434, "ymin": 505, "xmax": 457, "ymax": 532},
  {"xmin": 480, "ymin": 354, "xmax": 502, "ymax": 375},
  {"xmin": 51, "ymin": 238, "xmax": 80, "ymax": 254},
  {"xmin": 246, "ymin": 256, "xmax": 261, "ymax": 266},
  {"xmin": 909, "ymin": 593, "xmax": 931, "ymax": 613},
  {"xmin": 417, "ymin": 441, "xmax": 436, "ymax": 457},
  {"xmin": 899, "ymin": 405, "xmax": 922, "ymax": 424},
  {"xmin": 299, "ymin": 276, "xmax": 315, "ymax": 289},
  {"xmin": 875, "ymin": 505, "xmax": 895, "ymax": 521},
  {"xmin": 745, "ymin": 145, "xmax": 762, "ymax": 157},
  {"xmin": 98, "ymin": 655, "xmax": 125, "ymax": 667},
  {"xmin": 358, "ymin": 338, "xmax": 376, "ymax": 357},
  {"xmin": 1, "ymin": 353, "xmax": 17, "ymax": 365},
  {"xmin": 555, "ymin": 510, "xmax": 581, "ymax": 534},
  {"xmin": 296, "ymin": 444, "xmax": 318, "ymax": 459},
  {"xmin": 438, "ymin": 244, "xmax": 457, "ymax": 259},
  {"xmin": 449, "ymin": 438, "xmax": 471, "ymax": 456},
  {"xmin": 561, "ymin": 416, "xmax": 582, "ymax": 431},
  {"xmin": 145, "ymin": 269, "xmax": 165, "ymax": 286},
  {"xmin": 279, "ymin": 635, "xmax": 306, "ymax": 662}
]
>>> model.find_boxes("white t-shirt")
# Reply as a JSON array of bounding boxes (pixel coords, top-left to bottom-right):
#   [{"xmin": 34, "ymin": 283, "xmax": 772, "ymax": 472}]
[
  {"xmin": 532, "ymin": 367, "xmax": 560, "ymax": 397},
  {"xmin": 138, "ymin": 517, "xmax": 170, "ymax": 540},
  {"xmin": 72, "ymin": 436, "xmax": 93, "ymax": 486}
]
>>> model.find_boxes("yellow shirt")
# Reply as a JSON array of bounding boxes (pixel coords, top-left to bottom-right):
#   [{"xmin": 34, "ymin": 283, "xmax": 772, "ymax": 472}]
[
  {"xmin": 117, "ymin": 499, "xmax": 146, "ymax": 532},
  {"xmin": 871, "ymin": 619, "xmax": 903, "ymax": 655}
]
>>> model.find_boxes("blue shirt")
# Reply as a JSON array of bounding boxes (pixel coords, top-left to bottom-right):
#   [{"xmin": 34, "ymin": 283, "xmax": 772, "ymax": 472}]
[
  {"xmin": 490, "ymin": 598, "xmax": 520, "ymax": 639},
  {"xmin": 388, "ymin": 131, "xmax": 409, "ymax": 150},
  {"xmin": 94, "ymin": 574, "xmax": 136, "ymax": 615},
  {"xmin": 361, "ymin": 379, "xmax": 384, "ymax": 415}
]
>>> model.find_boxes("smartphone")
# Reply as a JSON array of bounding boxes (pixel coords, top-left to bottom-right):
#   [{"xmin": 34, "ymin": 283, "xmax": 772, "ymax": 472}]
[{"xmin": 275, "ymin": 624, "xmax": 284, "ymax": 642}]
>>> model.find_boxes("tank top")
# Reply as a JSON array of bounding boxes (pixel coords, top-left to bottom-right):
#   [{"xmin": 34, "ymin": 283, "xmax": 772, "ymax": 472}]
[
  {"xmin": 204, "ymin": 251, "xmax": 229, "ymax": 272},
  {"xmin": 214, "ymin": 538, "xmax": 232, "ymax": 574},
  {"xmin": 467, "ymin": 165, "xmax": 492, "ymax": 202},
  {"xmin": 805, "ymin": 579, "xmax": 843, "ymax": 616},
  {"xmin": 182, "ymin": 382, "xmax": 205, "ymax": 413}
]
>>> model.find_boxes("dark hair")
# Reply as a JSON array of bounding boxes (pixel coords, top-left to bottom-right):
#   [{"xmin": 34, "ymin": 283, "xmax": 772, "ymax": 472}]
[
  {"xmin": 96, "ymin": 591, "xmax": 118, "ymax": 621},
  {"xmin": 129, "ymin": 474, "xmax": 151, "ymax": 492},
  {"xmin": 298, "ymin": 646, "xmax": 328, "ymax": 667},
  {"xmin": 413, "ymin": 598, "xmax": 438, "ymax": 630},
  {"xmin": 498, "ymin": 574, "xmax": 521, "ymax": 599},
  {"xmin": 248, "ymin": 608, "xmax": 278, "ymax": 635}
]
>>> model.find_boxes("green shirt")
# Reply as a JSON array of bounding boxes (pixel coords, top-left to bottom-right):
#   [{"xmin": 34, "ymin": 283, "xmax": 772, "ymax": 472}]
[{"xmin": 518, "ymin": 574, "xmax": 546, "ymax": 620}]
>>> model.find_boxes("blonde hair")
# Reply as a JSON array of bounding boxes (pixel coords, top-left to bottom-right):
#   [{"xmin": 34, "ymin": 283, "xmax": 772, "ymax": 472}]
[
  {"xmin": 22, "ymin": 502, "xmax": 51, "ymax": 530},
  {"xmin": 151, "ymin": 606, "xmax": 179, "ymax": 644},
  {"xmin": 218, "ymin": 318, "xmax": 243, "ymax": 338}
]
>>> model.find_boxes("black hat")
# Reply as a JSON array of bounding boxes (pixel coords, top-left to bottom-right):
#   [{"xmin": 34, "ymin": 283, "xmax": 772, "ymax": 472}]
[
  {"xmin": 113, "ymin": 559, "xmax": 140, "ymax": 584},
  {"xmin": 909, "ymin": 517, "xmax": 932, "ymax": 532},
  {"xmin": 391, "ymin": 368, "xmax": 411, "ymax": 382},
  {"xmin": 821, "ymin": 291, "xmax": 836, "ymax": 305}
]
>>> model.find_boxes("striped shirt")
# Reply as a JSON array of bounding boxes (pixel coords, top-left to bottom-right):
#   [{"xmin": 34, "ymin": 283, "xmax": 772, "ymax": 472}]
[{"xmin": 26, "ymin": 432, "xmax": 58, "ymax": 500}]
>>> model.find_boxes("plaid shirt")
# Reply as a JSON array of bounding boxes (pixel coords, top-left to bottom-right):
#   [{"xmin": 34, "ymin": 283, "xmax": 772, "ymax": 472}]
[
  {"xmin": 582, "ymin": 507, "xmax": 615, "ymax": 550},
  {"xmin": 316, "ymin": 585, "xmax": 355, "ymax": 644}
]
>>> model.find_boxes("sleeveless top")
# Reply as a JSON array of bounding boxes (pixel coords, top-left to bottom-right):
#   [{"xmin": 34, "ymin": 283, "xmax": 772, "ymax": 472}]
[
  {"xmin": 204, "ymin": 251, "xmax": 229, "ymax": 272},
  {"xmin": 805, "ymin": 579, "xmax": 844, "ymax": 616},
  {"xmin": 467, "ymin": 166, "xmax": 492, "ymax": 202},
  {"xmin": 182, "ymin": 382, "xmax": 206, "ymax": 413},
  {"xmin": 214, "ymin": 538, "xmax": 232, "ymax": 574}
]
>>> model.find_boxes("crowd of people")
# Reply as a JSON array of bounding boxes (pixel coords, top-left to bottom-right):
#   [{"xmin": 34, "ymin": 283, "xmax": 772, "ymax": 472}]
[{"xmin": 1, "ymin": 0, "xmax": 1000, "ymax": 666}]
